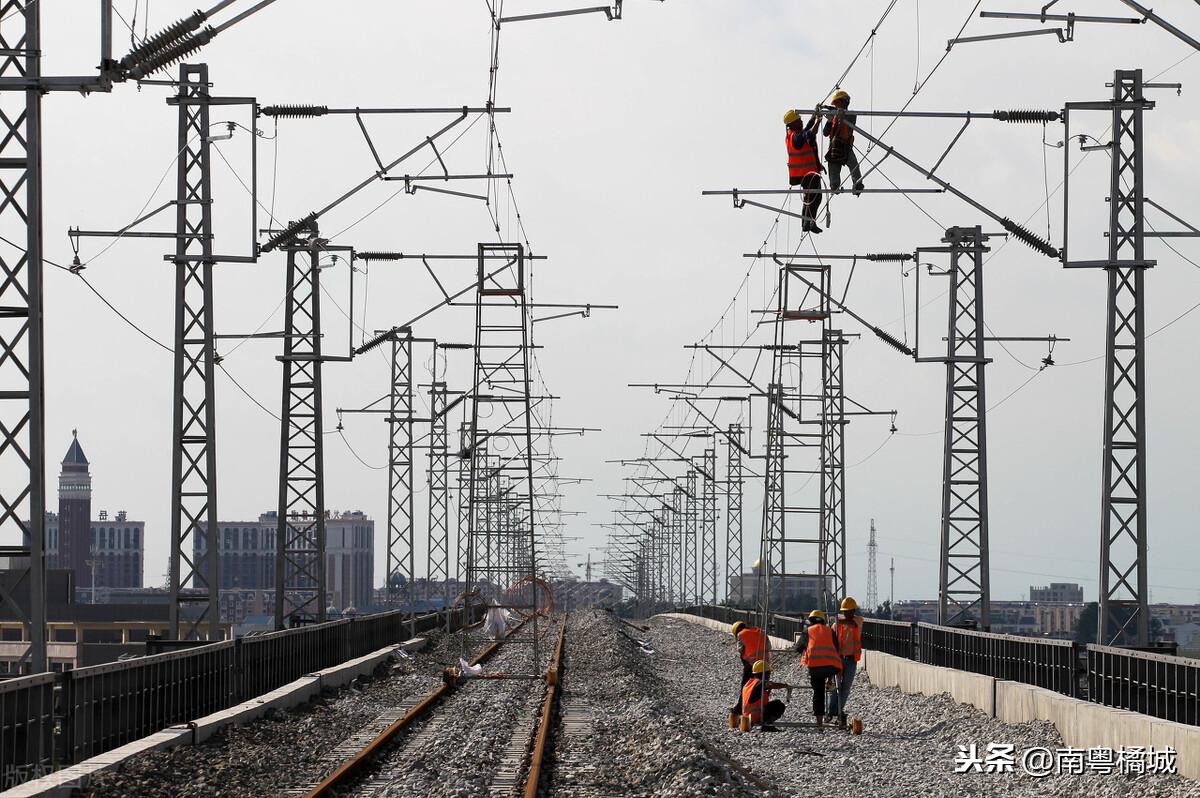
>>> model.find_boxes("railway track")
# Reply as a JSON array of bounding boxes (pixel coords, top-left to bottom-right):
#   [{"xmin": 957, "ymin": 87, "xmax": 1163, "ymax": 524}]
[{"xmin": 293, "ymin": 614, "xmax": 568, "ymax": 798}]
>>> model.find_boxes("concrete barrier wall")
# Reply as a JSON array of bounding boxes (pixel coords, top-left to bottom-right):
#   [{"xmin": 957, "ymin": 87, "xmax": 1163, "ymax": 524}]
[
  {"xmin": 993, "ymin": 679, "xmax": 1200, "ymax": 780},
  {"xmin": 861, "ymin": 649, "xmax": 995, "ymax": 717},
  {"xmin": 664, "ymin": 613, "xmax": 1197, "ymax": 781}
]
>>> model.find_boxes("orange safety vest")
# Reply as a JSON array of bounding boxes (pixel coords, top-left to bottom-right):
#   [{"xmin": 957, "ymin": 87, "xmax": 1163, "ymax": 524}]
[
  {"xmin": 801, "ymin": 623, "xmax": 843, "ymax": 671},
  {"xmin": 786, "ymin": 130, "xmax": 821, "ymax": 179},
  {"xmin": 741, "ymin": 677, "xmax": 769, "ymax": 722},
  {"xmin": 829, "ymin": 115, "xmax": 854, "ymax": 145},
  {"xmin": 835, "ymin": 617, "xmax": 862, "ymax": 661},
  {"xmin": 737, "ymin": 627, "xmax": 768, "ymax": 663}
]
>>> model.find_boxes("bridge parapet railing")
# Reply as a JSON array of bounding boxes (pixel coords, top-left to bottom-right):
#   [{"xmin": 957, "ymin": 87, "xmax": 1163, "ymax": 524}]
[
  {"xmin": 1088, "ymin": 643, "xmax": 1199, "ymax": 725},
  {"xmin": 61, "ymin": 639, "xmax": 236, "ymax": 764},
  {"xmin": 0, "ymin": 671, "xmax": 56, "ymax": 779},
  {"xmin": 917, "ymin": 622, "xmax": 1078, "ymax": 697},
  {"xmin": 862, "ymin": 617, "xmax": 917, "ymax": 659},
  {"xmin": 0, "ymin": 604, "xmax": 476, "ymax": 776}
]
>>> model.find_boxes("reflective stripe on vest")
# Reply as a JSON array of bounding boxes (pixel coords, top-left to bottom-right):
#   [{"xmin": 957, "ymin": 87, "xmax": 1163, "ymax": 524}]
[
  {"xmin": 786, "ymin": 130, "xmax": 821, "ymax": 179},
  {"xmin": 836, "ymin": 618, "xmax": 862, "ymax": 660},
  {"xmin": 742, "ymin": 677, "xmax": 769, "ymax": 722},
  {"xmin": 803, "ymin": 623, "xmax": 843, "ymax": 670},
  {"xmin": 738, "ymin": 627, "xmax": 767, "ymax": 663}
]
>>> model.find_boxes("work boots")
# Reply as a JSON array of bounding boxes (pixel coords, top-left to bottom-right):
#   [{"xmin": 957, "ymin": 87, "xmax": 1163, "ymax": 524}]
[{"xmin": 802, "ymin": 219, "xmax": 823, "ymax": 234}]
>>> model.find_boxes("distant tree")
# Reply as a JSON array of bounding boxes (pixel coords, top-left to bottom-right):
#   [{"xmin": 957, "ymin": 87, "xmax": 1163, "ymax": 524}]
[
  {"xmin": 1076, "ymin": 602, "xmax": 1168, "ymax": 646},
  {"xmin": 862, "ymin": 600, "xmax": 892, "ymax": 619}
]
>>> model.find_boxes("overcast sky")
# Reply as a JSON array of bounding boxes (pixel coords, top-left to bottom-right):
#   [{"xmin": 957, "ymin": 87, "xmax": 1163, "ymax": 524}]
[{"xmin": 21, "ymin": 1, "xmax": 1200, "ymax": 605}]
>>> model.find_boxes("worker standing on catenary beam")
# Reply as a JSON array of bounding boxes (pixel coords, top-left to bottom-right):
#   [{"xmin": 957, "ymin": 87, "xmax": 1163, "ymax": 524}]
[
  {"xmin": 784, "ymin": 109, "xmax": 825, "ymax": 234},
  {"xmin": 823, "ymin": 90, "xmax": 865, "ymax": 197},
  {"xmin": 826, "ymin": 597, "xmax": 864, "ymax": 728},
  {"xmin": 730, "ymin": 620, "xmax": 770, "ymax": 714},
  {"xmin": 797, "ymin": 609, "xmax": 843, "ymax": 729}
]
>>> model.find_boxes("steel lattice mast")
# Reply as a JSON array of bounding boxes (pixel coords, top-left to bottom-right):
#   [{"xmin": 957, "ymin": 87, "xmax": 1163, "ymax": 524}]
[
  {"xmin": 866, "ymin": 519, "xmax": 879, "ymax": 611},
  {"xmin": 759, "ymin": 381, "xmax": 786, "ymax": 615},
  {"xmin": 0, "ymin": 0, "xmax": 47, "ymax": 673},
  {"xmin": 427, "ymin": 378, "xmax": 451, "ymax": 607},
  {"xmin": 388, "ymin": 331, "xmax": 415, "ymax": 615},
  {"xmin": 725, "ymin": 423, "xmax": 744, "ymax": 605},
  {"xmin": 937, "ymin": 226, "xmax": 992, "ymax": 629},
  {"xmin": 1098, "ymin": 69, "xmax": 1150, "ymax": 646},
  {"xmin": 275, "ymin": 230, "xmax": 327, "ymax": 628},
  {"xmin": 820, "ymin": 328, "xmax": 848, "ymax": 613},
  {"xmin": 700, "ymin": 447, "xmax": 718, "ymax": 604},
  {"xmin": 167, "ymin": 63, "xmax": 221, "ymax": 641},
  {"xmin": 683, "ymin": 468, "xmax": 697, "ymax": 604}
]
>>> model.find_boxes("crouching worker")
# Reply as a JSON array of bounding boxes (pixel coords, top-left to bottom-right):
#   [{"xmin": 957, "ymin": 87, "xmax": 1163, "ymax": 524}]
[
  {"xmin": 798, "ymin": 609, "xmax": 843, "ymax": 729},
  {"xmin": 741, "ymin": 659, "xmax": 788, "ymax": 731}
]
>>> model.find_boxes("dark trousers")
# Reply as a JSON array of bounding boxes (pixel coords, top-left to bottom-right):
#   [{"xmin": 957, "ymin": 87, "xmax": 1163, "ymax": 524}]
[
  {"xmin": 808, "ymin": 665, "xmax": 840, "ymax": 717},
  {"xmin": 828, "ymin": 149, "xmax": 863, "ymax": 191},
  {"xmin": 788, "ymin": 173, "xmax": 823, "ymax": 221},
  {"xmin": 733, "ymin": 660, "xmax": 754, "ymax": 712},
  {"xmin": 759, "ymin": 699, "xmax": 785, "ymax": 725}
]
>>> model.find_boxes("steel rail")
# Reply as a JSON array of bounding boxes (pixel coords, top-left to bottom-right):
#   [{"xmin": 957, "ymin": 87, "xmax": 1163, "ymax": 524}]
[
  {"xmin": 522, "ymin": 615, "xmax": 568, "ymax": 798},
  {"xmin": 301, "ymin": 615, "xmax": 535, "ymax": 797}
]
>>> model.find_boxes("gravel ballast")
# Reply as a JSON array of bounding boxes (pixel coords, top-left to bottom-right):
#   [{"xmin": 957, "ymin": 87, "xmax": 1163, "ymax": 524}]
[
  {"xmin": 541, "ymin": 611, "xmax": 762, "ymax": 798},
  {"xmin": 644, "ymin": 614, "xmax": 1198, "ymax": 798},
  {"xmin": 83, "ymin": 627, "xmax": 498, "ymax": 797}
]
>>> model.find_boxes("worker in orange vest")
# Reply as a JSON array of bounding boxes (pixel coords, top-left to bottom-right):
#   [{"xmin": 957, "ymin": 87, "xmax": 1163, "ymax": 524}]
[
  {"xmin": 822, "ymin": 89, "xmax": 865, "ymax": 196},
  {"xmin": 797, "ymin": 609, "xmax": 843, "ymax": 729},
  {"xmin": 826, "ymin": 596, "xmax": 864, "ymax": 726},
  {"xmin": 730, "ymin": 620, "xmax": 769, "ymax": 714},
  {"xmin": 741, "ymin": 659, "xmax": 790, "ymax": 731},
  {"xmin": 784, "ymin": 108, "xmax": 825, "ymax": 234}
]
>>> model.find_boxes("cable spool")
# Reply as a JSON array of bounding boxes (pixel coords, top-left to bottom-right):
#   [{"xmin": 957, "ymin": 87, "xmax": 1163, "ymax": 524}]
[
  {"xmin": 126, "ymin": 28, "xmax": 216, "ymax": 80},
  {"xmin": 1001, "ymin": 218, "xmax": 1061, "ymax": 259},
  {"xmin": 872, "ymin": 327, "xmax": 914, "ymax": 356},
  {"xmin": 866, "ymin": 253, "xmax": 913, "ymax": 262},
  {"xmin": 119, "ymin": 11, "xmax": 207, "ymax": 72},
  {"xmin": 261, "ymin": 212, "xmax": 318, "ymax": 253},
  {"xmin": 993, "ymin": 109, "xmax": 1060, "ymax": 124},
  {"xmin": 260, "ymin": 105, "xmax": 330, "ymax": 119}
]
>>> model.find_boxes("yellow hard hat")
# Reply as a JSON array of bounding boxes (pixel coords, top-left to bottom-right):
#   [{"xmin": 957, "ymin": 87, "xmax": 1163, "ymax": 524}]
[
  {"xmin": 830, "ymin": 89, "xmax": 850, "ymax": 105},
  {"xmin": 731, "ymin": 621, "xmax": 747, "ymax": 636},
  {"xmin": 783, "ymin": 108, "xmax": 802, "ymax": 126},
  {"xmin": 840, "ymin": 596, "xmax": 858, "ymax": 611},
  {"xmin": 807, "ymin": 609, "xmax": 827, "ymax": 622},
  {"xmin": 752, "ymin": 659, "xmax": 770, "ymax": 674}
]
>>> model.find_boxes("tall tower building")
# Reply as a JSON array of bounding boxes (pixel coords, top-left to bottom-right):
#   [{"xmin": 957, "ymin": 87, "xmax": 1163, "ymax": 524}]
[{"xmin": 59, "ymin": 430, "xmax": 93, "ymax": 588}]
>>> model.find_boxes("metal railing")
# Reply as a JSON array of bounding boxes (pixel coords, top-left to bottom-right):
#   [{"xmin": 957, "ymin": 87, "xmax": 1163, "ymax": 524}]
[
  {"xmin": 917, "ymin": 622, "xmax": 1078, "ymax": 697},
  {"xmin": 0, "ymin": 672, "xmax": 55, "ymax": 779},
  {"xmin": 1088, "ymin": 643, "xmax": 1199, "ymax": 725},
  {"xmin": 861, "ymin": 617, "xmax": 916, "ymax": 659},
  {"xmin": 61, "ymin": 640, "xmax": 236, "ymax": 764},
  {"xmin": 0, "ymin": 604, "xmax": 483, "ymax": 779}
]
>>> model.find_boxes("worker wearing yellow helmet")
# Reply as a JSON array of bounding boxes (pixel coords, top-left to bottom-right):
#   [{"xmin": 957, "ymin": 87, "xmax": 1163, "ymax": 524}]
[
  {"xmin": 796, "ymin": 608, "xmax": 843, "ymax": 729},
  {"xmin": 729, "ymin": 620, "xmax": 770, "ymax": 715},
  {"xmin": 782, "ymin": 108, "xmax": 825, "ymax": 234},
  {"xmin": 822, "ymin": 88, "xmax": 865, "ymax": 197},
  {"xmin": 826, "ymin": 596, "xmax": 865, "ymax": 727},
  {"xmin": 741, "ymin": 659, "xmax": 791, "ymax": 731}
]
